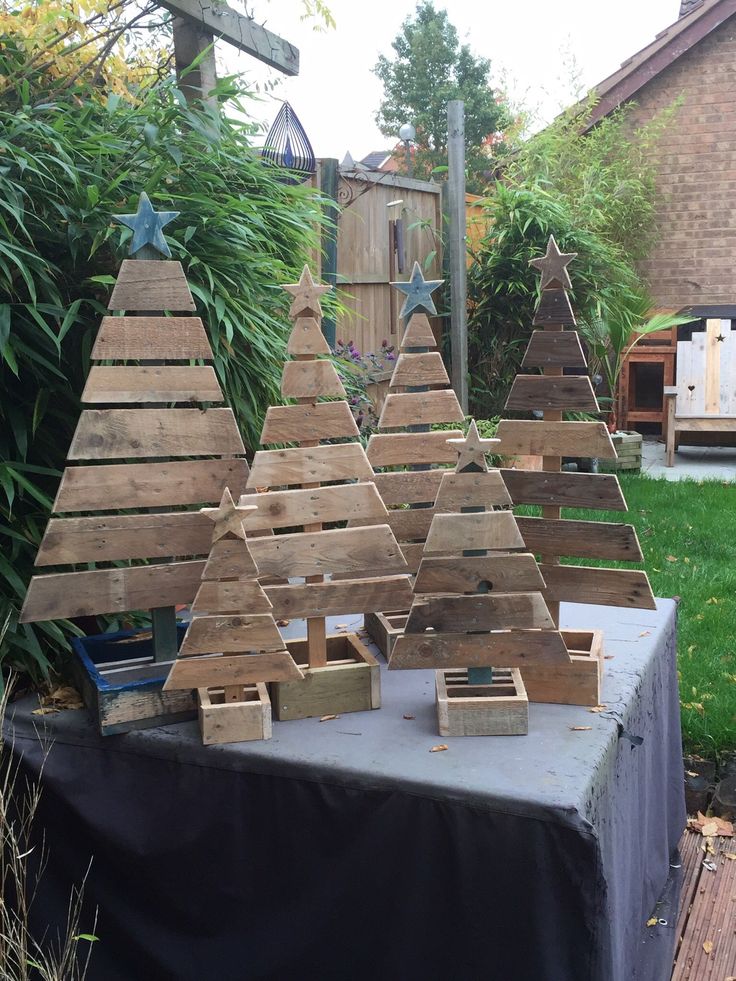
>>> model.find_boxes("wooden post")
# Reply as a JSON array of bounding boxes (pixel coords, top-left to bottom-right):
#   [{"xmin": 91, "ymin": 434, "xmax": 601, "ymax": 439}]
[
  {"xmin": 447, "ymin": 100, "xmax": 468, "ymax": 413},
  {"xmin": 172, "ymin": 17, "xmax": 218, "ymax": 111},
  {"xmin": 320, "ymin": 158, "xmax": 339, "ymax": 349}
]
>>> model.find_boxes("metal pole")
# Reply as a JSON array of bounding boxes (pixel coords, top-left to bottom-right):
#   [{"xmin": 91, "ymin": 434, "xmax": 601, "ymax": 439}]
[
  {"xmin": 320, "ymin": 158, "xmax": 339, "ymax": 349},
  {"xmin": 447, "ymin": 100, "xmax": 468, "ymax": 413}
]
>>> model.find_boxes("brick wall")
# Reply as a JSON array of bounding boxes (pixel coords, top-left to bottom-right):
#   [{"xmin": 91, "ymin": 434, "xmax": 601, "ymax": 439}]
[{"xmin": 624, "ymin": 14, "xmax": 736, "ymax": 307}]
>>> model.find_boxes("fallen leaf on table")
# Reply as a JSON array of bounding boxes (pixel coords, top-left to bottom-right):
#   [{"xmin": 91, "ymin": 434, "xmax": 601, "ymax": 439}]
[
  {"xmin": 32, "ymin": 706, "xmax": 59, "ymax": 716},
  {"xmin": 114, "ymin": 630, "xmax": 153, "ymax": 644},
  {"xmin": 33, "ymin": 685, "xmax": 84, "ymax": 713},
  {"xmin": 403, "ymin": 714, "xmax": 415, "ymax": 720},
  {"xmin": 430, "ymin": 744, "xmax": 448, "ymax": 753},
  {"xmin": 276, "ymin": 619, "xmax": 290, "ymax": 627},
  {"xmin": 319, "ymin": 714, "xmax": 339, "ymax": 722},
  {"xmin": 646, "ymin": 917, "xmax": 657, "ymax": 927},
  {"xmin": 589, "ymin": 705, "xmax": 607, "ymax": 713},
  {"xmin": 703, "ymin": 940, "xmax": 713, "ymax": 955},
  {"xmin": 335, "ymin": 623, "xmax": 348, "ymax": 628},
  {"xmin": 570, "ymin": 726, "xmax": 592, "ymax": 731},
  {"xmin": 638, "ymin": 631, "xmax": 651, "ymax": 637},
  {"xmin": 604, "ymin": 655, "xmax": 615, "ymax": 660}
]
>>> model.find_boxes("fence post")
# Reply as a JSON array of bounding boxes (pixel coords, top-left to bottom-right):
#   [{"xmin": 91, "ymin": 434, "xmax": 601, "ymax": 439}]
[
  {"xmin": 320, "ymin": 158, "xmax": 339, "ymax": 348},
  {"xmin": 447, "ymin": 100, "xmax": 468, "ymax": 413}
]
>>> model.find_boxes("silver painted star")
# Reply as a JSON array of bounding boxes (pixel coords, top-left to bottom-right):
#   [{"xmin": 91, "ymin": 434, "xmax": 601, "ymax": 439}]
[
  {"xmin": 391, "ymin": 261, "xmax": 443, "ymax": 319},
  {"xmin": 114, "ymin": 192, "xmax": 179, "ymax": 258}
]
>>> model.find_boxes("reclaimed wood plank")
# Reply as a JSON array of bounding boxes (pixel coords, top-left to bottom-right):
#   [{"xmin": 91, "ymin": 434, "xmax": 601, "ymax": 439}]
[
  {"xmin": 495, "ymin": 420, "xmax": 616, "ymax": 459},
  {"xmin": 425, "ymin": 511, "xmax": 525, "ymax": 554},
  {"xmin": 286, "ymin": 316, "xmax": 331, "ymax": 356},
  {"xmin": 405, "ymin": 593, "xmax": 554, "ymax": 633},
  {"xmin": 521, "ymin": 330, "xmax": 586, "ymax": 369},
  {"xmin": 91, "ymin": 316, "xmax": 212, "ymax": 361},
  {"xmin": 705, "ymin": 318, "xmax": 722, "ymax": 415},
  {"xmin": 247, "ymin": 442, "xmax": 373, "ymax": 488},
  {"xmin": 249, "ymin": 525, "xmax": 407, "ymax": 578},
  {"xmin": 165, "ymin": 650, "xmax": 303, "ymax": 690},
  {"xmin": 367, "ymin": 430, "xmax": 463, "ymax": 466},
  {"xmin": 82, "ymin": 365, "xmax": 223, "ymax": 403},
  {"xmin": 239, "ymin": 483, "xmax": 387, "ymax": 530},
  {"xmin": 179, "ymin": 614, "xmax": 286, "ymax": 654},
  {"xmin": 108, "ymin": 260, "xmax": 195, "ymax": 311},
  {"xmin": 505, "ymin": 375, "xmax": 599, "ymax": 412},
  {"xmin": 391, "ymin": 352, "xmax": 450, "ymax": 388},
  {"xmin": 538, "ymin": 563, "xmax": 657, "ymax": 609},
  {"xmin": 265, "ymin": 575, "xmax": 414, "ymax": 619},
  {"xmin": 192, "ymin": 579, "xmax": 273, "ymax": 614},
  {"xmin": 378, "ymin": 390, "xmax": 464, "ymax": 429},
  {"xmin": 437, "ymin": 668, "xmax": 529, "ymax": 737},
  {"xmin": 500, "ymin": 469, "xmax": 626, "ymax": 510},
  {"xmin": 389, "ymin": 628, "xmax": 571, "ymax": 670},
  {"xmin": 372, "ymin": 469, "xmax": 445, "ymax": 505},
  {"xmin": 260, "ymin": 401, "xmax": 359, "ymax": 443},
  {"xmin": 280, "ymin": 359, "xmax": 346, "ymax": 398},
  {"xmin": 203, "ymin": 539, "xmax": 258, "ymax": 580},
  {"xmin": 516, "ymin": 516, "xmax": 643, "ymax": 562},
  {"xmin": 434, "ymin": 471, "xmax": 511, "ymax": 509},
  {"xmin": 414, "ymin": 553, "xmax": 546, "ymax": 594},
  {"xmin": 532, "ymin": 288, "xmax": 576, "ymax": 326},
  {"xmin": 400, "ymin": 313, "xmax": 437, "ymax": 349}
]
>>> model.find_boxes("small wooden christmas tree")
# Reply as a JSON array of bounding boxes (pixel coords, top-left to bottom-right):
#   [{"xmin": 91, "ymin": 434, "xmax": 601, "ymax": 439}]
[
  {"xmin": 244, "ymin": 266, "xmax": 413, "ymax": 720},
  {"xmin": 164, "ymin": 490, "xmax": 303, "ymax": 744}
]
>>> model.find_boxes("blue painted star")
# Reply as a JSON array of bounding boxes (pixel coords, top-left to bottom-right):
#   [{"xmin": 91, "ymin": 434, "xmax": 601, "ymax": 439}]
[
  {"xmin": 114, "ymin": 192, "xmax": 179, "ymax": 258},
  {"xmin": 391, "ymin": 261, "xmax": 443, "ymax": 319}
]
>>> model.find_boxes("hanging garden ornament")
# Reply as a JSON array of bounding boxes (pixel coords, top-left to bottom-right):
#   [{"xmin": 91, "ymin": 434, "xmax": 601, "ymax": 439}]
[
  {"xmin": 391, "ymin": 261, "xmax": 444, "ymax": 319},
  {"xmin": 262, "ymin": 101, "xmax": 316, "ymax": 183},
  {"xmin": 113, "ymin": 192, "xmax": 179, "ymax": 258}
]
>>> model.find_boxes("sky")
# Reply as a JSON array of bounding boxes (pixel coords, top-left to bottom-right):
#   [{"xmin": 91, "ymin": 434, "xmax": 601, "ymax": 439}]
[{"xmin": 220, "ymin": 0, "xmax": 683, "ymax": 160}]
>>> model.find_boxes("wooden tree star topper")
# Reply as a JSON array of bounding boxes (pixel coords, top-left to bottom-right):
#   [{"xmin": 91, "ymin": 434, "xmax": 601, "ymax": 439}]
[
  {"xmin": 201, "ymin": 487, "xmax": 255, "ymax": 543},
  {"xmin": 391, "ymin": 261, "xmax": 444, "ymax": 320},
  {"xmin": 113, "ymin": 192, "xmax": 180, "ymax": 258},
  {"xmin": 528, "ymin": 235, "xmax": 577, "ymax": 291},
  {"xmin": 282, "ymin": 264, "xmax": 332, "ymax": 320},
  {"xmin": 446, "ymin": 420, "xmax": 499, "ymax": 473}
]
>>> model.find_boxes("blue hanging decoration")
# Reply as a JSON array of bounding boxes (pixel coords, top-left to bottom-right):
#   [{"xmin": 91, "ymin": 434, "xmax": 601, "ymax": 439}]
[{"xmin": 262, "ymin": 101, "xmax": 316, "ymax": 183}]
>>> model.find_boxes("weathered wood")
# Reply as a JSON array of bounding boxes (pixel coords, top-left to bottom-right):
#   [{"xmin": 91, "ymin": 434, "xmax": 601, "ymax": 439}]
[
  {"xmin": 35, "ymin": 510, "xmax": 212, "ymax": 566},
  {"xmin": 520, "ymin": 650, "xmax": 602, "ymax": 706},
  {"xmin": 495, "ymin": 420, "xmax": 616, "ymax": 459},
  {"xmin": 249, "ymin": 525, "xmax": 407, "ymax": 579},
  {"xmin": 386, "ymin": 507, "xmax": 435, "ymax": 541},
  {"xmin": 197, "ymin": 684, "xmax": 272, "ymax": 745},
  {"xmin": 400, "ymin": 313, "xmax": 437, "ymax": 350},
  {"xmin": 447, "ymin": 99, "xmax": 468, "ymax": 413},
  {"xmin": 91, "ymin": 316, "xmax": 212, "ymax": 361},
  {"xmin": 424, "ymin": 511, "xmax": 525, "ymax": 554},
  {"xmin": 389, "ymin": 628, "xmax": 571, "ymax": 670},
  {"xmin": 391, "ymin": 352, "xmax": 450, "ymax": 388},
  {"xmin": 372, "ymin": 469, "xmax": 445, "ymax": 505},
  {"xmin": 203, "ymin": 539, "xmax": 258, "ymax": 580},
  {"xmin": 521, "ymin": 330, "xmax": 586, "ymax": 369},
  {"xmin": 165, "ymin": 650, "xmax": 302, "ymax": 690},
  {"xmin": 265, "ymin": 575, "xmax": 414, "ymax": 619},
  {"xmin": 538, "ymin": 563, "xmax": 657, "ymax": 609},
  {"xmin": 108, "ymin": 260, "xmax": 195, "ymax": 311},
  {"xmin": 179, "ymin": 614, "xmax": 286, "ymax": 655},
  {"xmin": 405, "ymin": 593, "xmax": 554, "ymax": 633},
  {"xmin": 286, "ymin": 317, "xmax": 331, "ymax": 356},
  {"xmin": 367, "ymin": 430, "xmax": 463, "ymax": 466},
  {"xmin": 260, "ymin": 401, "xmax": 359, "ymax": 444},
  {"xmin": 500, "ymin": 469, "xmax": 626, "ymax": 511},
  {"xmin": 436, "ymin": 668, "xmax": 528, "ymax": 737},
  {"xmin": 505, "ymin": 375, "xmax": 599, "ymax": 412},
  {"xmin": 516, "ymin": 516, "xmax": 643, "ymax": 562},
  {"xmin": 280, "ymin": 359, "xmax": 346, "ymax": 398},
  {"xmin": 240, "ymin": 483, "xmax": 386, "ymax": 530},
  {"xmin": 434, "ymin": 470, "xmax": 511, "ymax": 509},
  {"xmin": 532, "ymin": 288, "xmax": 576, "ymax": 326},
  {"xmin": 414, "ymin": 553, "xmax": 545, "ymax": 594},
  {"xmin": 82, "ymin": 366, "xmax": 223, "ymax": 404},
  {"xmin": 68, "ymin": 408, "xmax": 246, "ymax": 459},
  {"xmin": 20, "ymin": 560, "xmax": 204, "ymax": 621},
  {"xmin": 378, "ymin": 390, "xmax": 464, "ymax": 429},
  {"xmin": 192, "ymin": 579, "xmax": 272, "ymax": 614},
  {"xmin": 247, "ymin": 443, "xmax": 373, "ymax": 487}
]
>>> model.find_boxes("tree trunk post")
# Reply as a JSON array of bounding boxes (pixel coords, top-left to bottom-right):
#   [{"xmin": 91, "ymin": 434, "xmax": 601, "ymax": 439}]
[{"xmin": 447, "ymin": 100, "xmax": 468, "ymax": 413}]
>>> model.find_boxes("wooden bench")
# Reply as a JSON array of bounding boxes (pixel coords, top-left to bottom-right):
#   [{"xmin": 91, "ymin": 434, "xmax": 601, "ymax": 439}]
[{"xmin": 664, "ymin": 318, "xmax": 736, "ymax": 466}]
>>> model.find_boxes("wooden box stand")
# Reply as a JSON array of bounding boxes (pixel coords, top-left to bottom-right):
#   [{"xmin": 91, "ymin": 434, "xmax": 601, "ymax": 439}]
[
  {"xmin": 599, "ymin": 431, "xmax": 642, "ymax": 473},
  {"xmin": 271, "ymin": 633, "xmax": 380, "ymax": 721},
  {"xmin": 436, "ymin": 668, "xmax": 528, "ymax": 736},
  {"xmin": 198, "ymin": 683, "xmax": 271, "ymax": 745},
  {"xmin": 363, "ymin": 610, "xmax": 406, "ymax": 660},
  {"xmin": 520, "ymin": 630, "xmax": 604, "ymax": 706}
]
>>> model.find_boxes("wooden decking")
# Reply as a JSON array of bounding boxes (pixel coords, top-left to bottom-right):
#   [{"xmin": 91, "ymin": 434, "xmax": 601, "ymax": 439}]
[{"xmin": 672, "ymin": 830, "xmax": 736, "ymax": 978}]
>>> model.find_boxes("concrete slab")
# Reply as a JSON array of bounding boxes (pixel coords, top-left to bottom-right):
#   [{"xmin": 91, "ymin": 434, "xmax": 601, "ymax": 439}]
[{"xmin": 641, "ymin": 437, "xmax": 736, "ymax": 481}]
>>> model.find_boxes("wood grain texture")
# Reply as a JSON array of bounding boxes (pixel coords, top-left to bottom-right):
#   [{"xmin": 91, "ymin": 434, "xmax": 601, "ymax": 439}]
[
  {"xmin": 35, "ymin": 510, "xmax": 212, "ymax": 565},
  {"xmin": 538, "ymin": 563, "xmax": 657, "ymax": 609},
  {"xmin": 434, "ymin": 471, "xmax": 511, "ymax": 509},
  {"xmin": 247, "ymin": 442, "xmax": 373, "ymax": 488},
  {"xmin": 165, "ymin": 650, "xmax": 302, "ymax": 690},
  {"xmin": 108, "ymin": 260, "xmax": 195, "ymax": 312},
  {"xmin": 400, "ymin": 313, "xmax": 437, "ymax": 349},
  {"xmin": 82, "ymin": 366, "xmax": 223, "ymax": 404},
  {"xmin": 265, "ymin": 575, "xmax": 414, "ymax": 619},
  {"xmin": 367, "ymin": 430, "xmax": 463, "ymax": 466},
  {"xmin": 389, "ymin": 628, "xmax": 570, "ymax": 670},
  {"xmin": 516, "ymin": 516, "xmax": 643, "ymax": 562},
  {"xmin": 280, "ymin": 359, "xmax": 346, "ymax": 398},
  {"xmin": 532, "ymin": 288, "xmax": 576, "ymax": 326},
  {"xmin": 197, "ymin": 684, "xmax": 271, "ymax": 745},
  {"xmin": 521, "ymin": 330, "xmax": 586, "ymax": 369},
  {"xmin": 495, "ymin": 420, "xmax": 616, "ymax": 459},
  {"xmin": 378, "ymin": 390, "xmax": 464, "ymax": 428},
  {"xmin": 53, "ymin": 458, "xmax": 249, "ymax": 513},
  {"xmin": 349, "ymin": 506, "xmax": 435, "ymax": 541},
  {"xmin": 91, "ymin": 316, "xmax": 212, "ymax": 361},
  {"xmin": 179, "ymin": 614, "xmax": 286, "ymax": 655},
  {"xmin": 414, "ymin": 553, "xmax": 545, "ymax": 594},
  {"xmin": 373, "ymin": 469, "xmax": 445, "ymax": 505},
  {"xmin": 500, "ymin": 469, "xmax": 626, "ymax": 511},
  {"xmin": 520, "ymin": 654, "xmax": 601, "ymax": 706},
  {"xmin": 405, "ymin": 593, "xmax": 554, "ymax": 633},
  {"xmin": 192, "ymin": 579, "xmax": 272, "ymax": 615},
  {"xmin": 20, "ymin": 560, "xmax": 204, "ymax": 621},
  {"xmin": 260, "ymin": 401, "xmax": 359, "ymax": 443},
  {"xmin": 286, "ymin": 317, "xmax": 331, "ymax": 356},
  {"xmin": 241, "ymin": 483, "xmax": 386, "ymax": 531},
  {"xmin": 436, "ymin": 668, "xmax": 528, "ymax": 737},
  {"xmin": 250, "ymin": 525, "xmax": 408, "ymax": 578},
  {"xmin": 68, "ymin": 408, "xmax": 246, "ymax": 459},
  {"xmin": 424, "ymin": 511, "xmax": 525, "ymax": 554},
  {"xmin": 203, "ymin": 539, "xmax": 258, "ymax": 580},
  {"xmin": 390, "ymin": 352, "xmax": 449, "ymax": 388},
  {"xmin": 505, "ymin": 375, "xmax": 599, "ymax": 412}
]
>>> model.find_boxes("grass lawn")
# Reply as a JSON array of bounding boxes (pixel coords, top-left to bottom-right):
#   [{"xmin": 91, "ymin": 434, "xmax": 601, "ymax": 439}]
[{"xmin": 556, "ymin": 475, "xmax": 736, "ymax": 758}]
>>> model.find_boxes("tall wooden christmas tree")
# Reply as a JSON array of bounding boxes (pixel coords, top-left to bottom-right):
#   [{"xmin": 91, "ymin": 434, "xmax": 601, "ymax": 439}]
[
  {"xmin": 164, "ymin": 490, "xmax": 303, "ymax": 744},
  {"xmin": 496, "ymin": 236, "xmax": 655, "ymax": 626},
  {"xmin": 244, "ymin": 266, "xmax": 413, "ymax": 720},
  {"xmin": 20, "ymin": 195, "xmax": 249, "ymax": 732}
]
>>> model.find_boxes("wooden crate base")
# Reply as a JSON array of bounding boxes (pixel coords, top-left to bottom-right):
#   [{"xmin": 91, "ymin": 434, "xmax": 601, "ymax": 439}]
[
  {"xmin": 600, "ymin": 431, "xmax": 642, "ymax": 472},
  {"xmin": 363, "ymin": 610, "xmax": 408, "ymax": 660},
  {"xmin": 198, "ymin": 683, "xmax": 271, "ymax": 745},
  {"xmin": 436, "ymin": 668, "xmax": 528, "ymax": 736},
  {"xmin": 271, "ymin": 633, "xmax": 380, "ymax": 721},
  {"xmin": 71, "ymin": 628, "xmax": 196, "ymax": 736},
  {"xmin": 520, "ymin": 629, "xmax": 603, "ymax": 706}
]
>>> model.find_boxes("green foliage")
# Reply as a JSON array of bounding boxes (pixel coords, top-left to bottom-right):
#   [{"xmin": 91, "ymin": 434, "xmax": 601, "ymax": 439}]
[
  {"xmin": 373, "ymin": 1, "xmax": 511, "ymax": 191},
  {"xmin": 0, "ymin": 51, "xmax": 322, "ymax": 683}
]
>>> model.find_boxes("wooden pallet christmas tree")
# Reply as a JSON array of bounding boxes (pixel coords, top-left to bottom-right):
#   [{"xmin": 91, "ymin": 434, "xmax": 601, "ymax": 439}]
[
  {"xmin": 243, "ymin": 266, "xmax": 413, "ymax": 720},
  {"xmin": 496, "ymin": 236, "xmax": 655, "ymax": 626},
  {"xmin": 164, "ymin": 491, "xmax": 303, "ymax": 744},
  {"xmin": 362, "ymin": 262, "xmax": 465, "ymax": 655},
  {"xmin": 20, "ymin": 195, "xmax": 249, "ymax": 732}
]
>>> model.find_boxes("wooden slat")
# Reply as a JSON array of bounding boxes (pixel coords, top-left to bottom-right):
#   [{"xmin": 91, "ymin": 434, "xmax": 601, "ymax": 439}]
[
  {"xmin": 108, "ymin": 260, "xmax": 195, "ymax": 311},
  {"xmin": 247, "ymin": 443, "xmax": 373, "ymax": 488},
  {"xmin": 180, "ymin": 614, "xmax": 286, "ymax": 655},
  {"xmin": 378, "ymin": 390, "xmax": 464, "ymax": 429},
  {"xmin": 414, "ymin": 553, "xmax": 545, "ymax": 594},
  {"xmin": 538, "ymin": 563, "xmax": 657, "ymax": 609},
  {"xmin": 400, "ymin": 313, "xmax": 437, "ymax": 349},
  {"xmin": 389, "ymin": 628, "xmax": 571, "ymax": 670},
  {"xmin": 349, "ymin": 507, "xmax": 435, "ymax": 540},
  {"xmin": 500, "ymin": 469, "xmax": 626, "ymax": 511},
  {"xmin": 260, "ymin": 401, "xmax": 358, "ymax": 443},
  {"xmin": 434, "ymin": 471, "xmax": 511, "ymax": 509},
  {"xmin": 280, "ymin": 360, "xmax": 346, "ymax": 398},
  {"xmin": 68, "ymin": 409, "xmax": 246, "ymax": 459},
  {"xmin": 249, "ymin": 525, "xmax": 407, "ymax": 578},
  {"xmin": 286, "ymin": 316, "xmax": 331, "ymax": 356},
  {"xmin": 35, "ymin": 511, "xmax": 212, "ymax": 565},
  {"xmin": 521, "ymin": 330, "xmax": 586, "ymax": 369},
  {"xmin": 238, "ymin": 483, "xmax": 387, "ymax": 530},
  {"xmin": 425, "ymin": 511, "xmax": 525, "ymax": 554},
  {"xmin": 82, "ymin": 366, "xmax": 223, "ymax": 404},
  {"xmin": 516, "ymin": 516, "xmax": 643, "ymax": 562},
  {"xmin": 265, "ymin": 575, "xmax": 414, "ymax": 619},
  {"xmin": 373, "ymin": 469, "xmax": 445, "ymax": 505},
  {"xmin": 505, "ymin": 375, "xmax": 599, "ymax": 412},
  {"xmin": 192, "ymin": 579, "xmax": 272, "ymax": 614},
  {"xmin": 495, "ymin": 420, "xmax": 616, "ymax": 459},
  {"xmin": 20, "ymin": 560, "xmax": 204, "ymax": 621},
  {"xmin": 367, "ymin": 430, "xmax": 463, "ymax": 466},
  {"xmin": 705, "ymin": 318, "xmax": 722, "ymax": 414},
  {"xmin": 164, "ymin": 650, "xmax": 303, "ymax": 690},
  {"xmin": 91, "ymin": 316, "xmax": 212, "ymax": 361},
  {"xmin": 203, "ymin": 540, "xmax": 258, "ymax": 580},
  {"xmin": 391, "ymin": 352, "xmax": 449, "ymax": 388},
  {"xmin": 405, "ymin": 593, "xmax": 554, "ymax": 633},
  {"xmin": 401, "ymin": 542, "xmax": 424, "ymax": 575},
  {"xmin": 532, "ymin": 288, "xmax": 576, "ymax": 326},
  {"xmin": 53, "ymin": 458, "xmax": 249, "ymax": 513}
]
